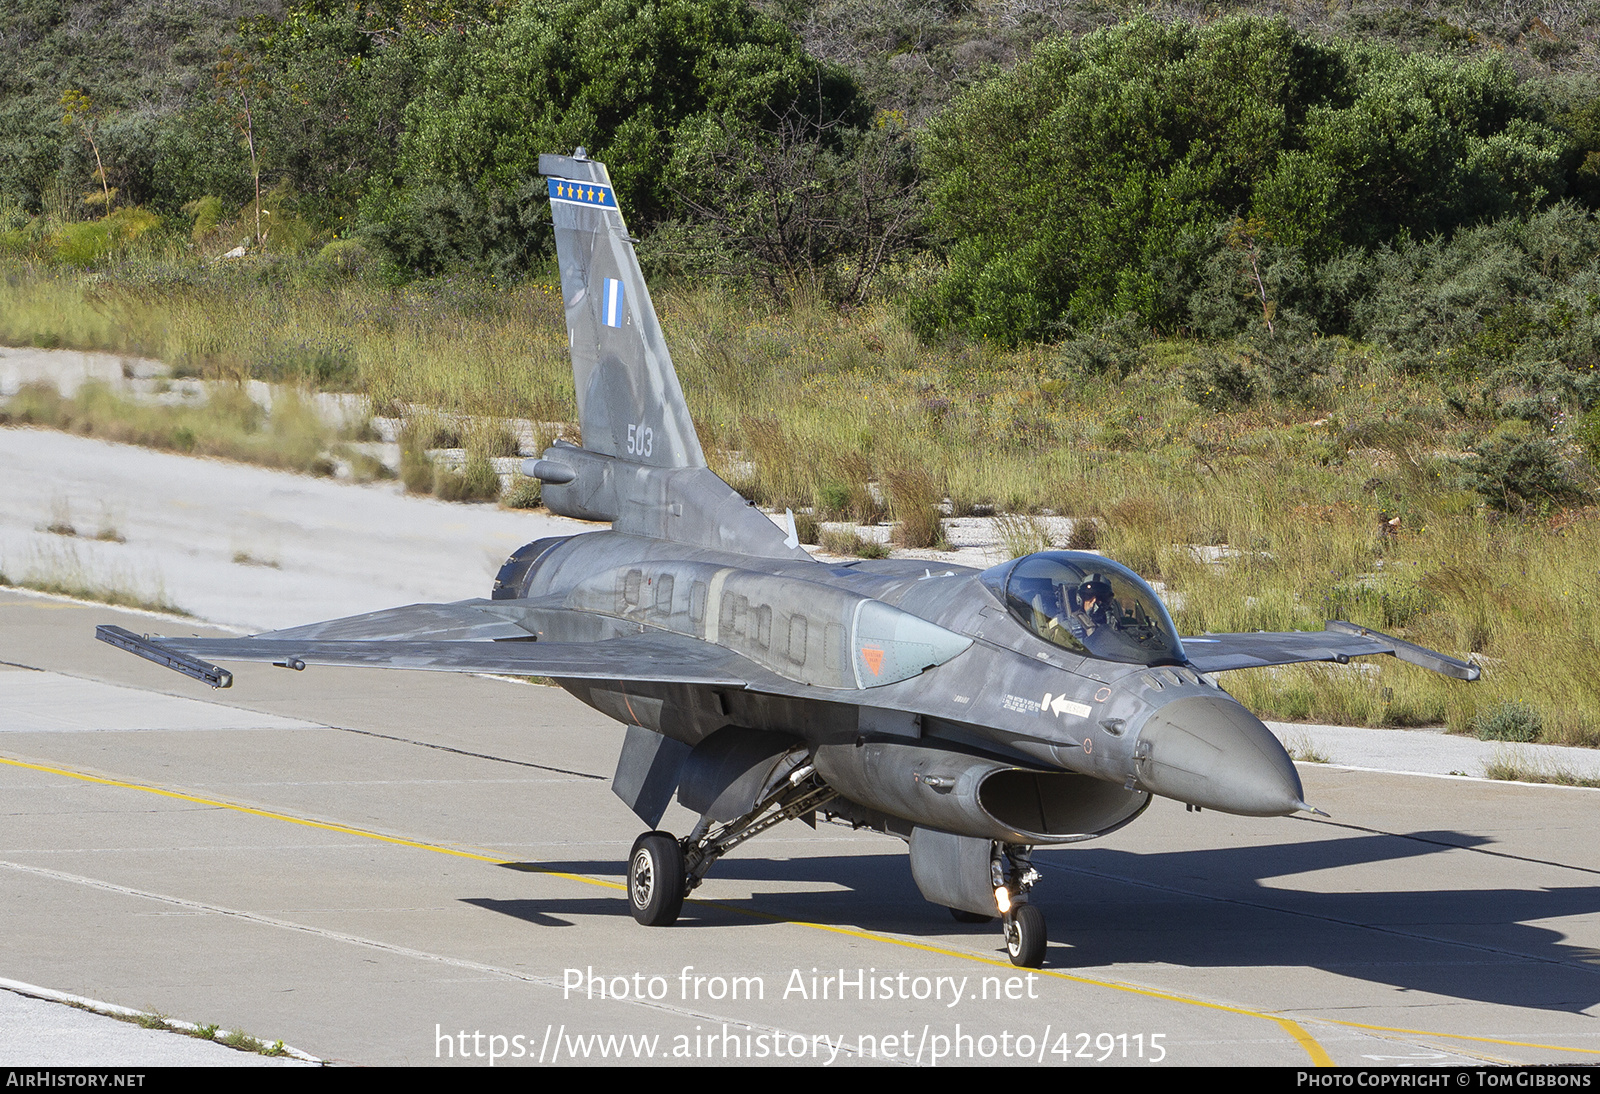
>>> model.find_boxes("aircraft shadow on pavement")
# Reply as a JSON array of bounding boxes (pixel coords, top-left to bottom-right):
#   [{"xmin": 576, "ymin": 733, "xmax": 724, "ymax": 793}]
[
  {"xmin": 480, "ymin": 826, "xmax": 1600, "ymax": 1013},
  {"xmin": 1047, "ymin": 828, "xmax": 1600, "ymax": 1014}
]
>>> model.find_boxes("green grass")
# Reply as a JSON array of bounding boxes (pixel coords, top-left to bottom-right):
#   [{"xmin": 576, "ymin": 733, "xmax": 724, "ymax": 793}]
[
  {"xmin": 221, "ymin": 1029, "xmax": 266, "ymax": 1053},
  {"xmin": 56, "ymin": 998, "xmax": 292, "ymax": 1058}
]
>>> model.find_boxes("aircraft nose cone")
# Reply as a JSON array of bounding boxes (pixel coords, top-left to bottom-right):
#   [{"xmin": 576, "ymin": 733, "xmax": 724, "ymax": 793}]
[{"xmin": 1133, "ymin": 695, "xmax": 1305, "ymax": 816}]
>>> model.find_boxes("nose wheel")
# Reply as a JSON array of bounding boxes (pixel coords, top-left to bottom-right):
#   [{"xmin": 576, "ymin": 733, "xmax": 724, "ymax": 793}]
[
  {"xmin": 1002, "ymin": 903, "xmax": 1047, "ymax": 968},
  {"xmin": 993, "ymin": 843, "xmax": 1046, "ymax": 967}
]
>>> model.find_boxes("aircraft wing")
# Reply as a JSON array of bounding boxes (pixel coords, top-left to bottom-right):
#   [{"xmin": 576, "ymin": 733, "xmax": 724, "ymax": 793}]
[
  {"xmin": 250, "ymin": 599, "xmax": 547, "ymax": 642},
  {"xmin": 96, "ymin": 622, "xmax": 755, "ymax": 690},
  {"xmin": 1181, "ymin": 621, "xmax": 1479, "ymax": 680}
]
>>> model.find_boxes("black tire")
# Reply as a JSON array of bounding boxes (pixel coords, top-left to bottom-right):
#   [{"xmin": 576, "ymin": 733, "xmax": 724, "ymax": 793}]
[
  {"xmin": 1003, "ymin": 903, "xmax": 1047, "ymax": 968},
  {"xmin": 949, "ymin": 906, "xmax": 994, "ymax": 924},
  {"xmin": 627, "ymin": 831, "xmax": 686, "ymax": 926}
]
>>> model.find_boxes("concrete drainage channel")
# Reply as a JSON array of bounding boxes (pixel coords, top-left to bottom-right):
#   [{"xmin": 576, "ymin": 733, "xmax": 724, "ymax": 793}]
[{"xmin": 0, "ymin": 977, "xmax": 320, "ymax": 1066}]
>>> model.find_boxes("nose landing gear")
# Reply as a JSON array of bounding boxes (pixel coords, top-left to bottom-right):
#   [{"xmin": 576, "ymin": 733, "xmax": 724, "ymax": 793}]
[{"xmin": 995, "ymin": 844, "xmax": 1046, "ymax": 968}]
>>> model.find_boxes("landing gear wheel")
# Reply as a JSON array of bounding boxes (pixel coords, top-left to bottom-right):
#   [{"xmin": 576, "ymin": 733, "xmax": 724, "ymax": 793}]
[
  {"xmin": 949, "ymin": 907, "xmax": 994, "ymax": 924},
  {"xmin": 1003, "ymin": 903, "xmax": 1047, "ymax": 968},
  {"xmin": 628, "ymin": 831, "xmax": 685, "ymax": 926}
]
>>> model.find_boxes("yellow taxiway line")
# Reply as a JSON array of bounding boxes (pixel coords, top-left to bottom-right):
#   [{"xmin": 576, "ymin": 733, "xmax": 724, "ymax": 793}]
[{"xmin": 11, "ymin": 752, "xmax": 1586, "ymax": 1067}]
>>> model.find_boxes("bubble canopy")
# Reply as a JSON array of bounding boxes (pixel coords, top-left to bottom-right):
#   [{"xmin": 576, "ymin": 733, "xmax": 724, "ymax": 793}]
[{"xmin": 979, "ymin": 551, "xmax": 1186, "ymax": 666}]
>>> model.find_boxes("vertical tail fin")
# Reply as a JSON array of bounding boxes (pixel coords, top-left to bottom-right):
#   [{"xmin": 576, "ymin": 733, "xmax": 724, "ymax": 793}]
[
  {"xmin": 535, "ymin": 151, "xmax": 809, "ymax": 561},
  {"xmin": 539, "ymin": 151, "xmax": 706, "ymax": 470}
]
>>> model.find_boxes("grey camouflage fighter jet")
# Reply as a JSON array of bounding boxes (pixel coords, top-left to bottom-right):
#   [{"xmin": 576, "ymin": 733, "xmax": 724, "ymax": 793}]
[{"xmin": 98, "ymin": 149, "xmax": 1480, "ymax": 968}]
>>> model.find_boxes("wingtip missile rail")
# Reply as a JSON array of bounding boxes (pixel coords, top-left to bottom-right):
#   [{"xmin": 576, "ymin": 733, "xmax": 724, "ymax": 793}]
[{"xmin": 95, "ymin": 624, "xmax": 233, "ymax": 689}]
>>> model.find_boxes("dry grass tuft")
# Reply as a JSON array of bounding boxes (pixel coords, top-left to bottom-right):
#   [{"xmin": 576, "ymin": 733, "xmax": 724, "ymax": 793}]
[{"xmin": 993, "ymin": 513, "xmax": 1052, "ymax": 559}]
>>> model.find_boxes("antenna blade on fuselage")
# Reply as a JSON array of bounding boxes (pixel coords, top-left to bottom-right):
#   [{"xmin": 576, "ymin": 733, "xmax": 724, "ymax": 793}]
[{"xmin": 539, "ymin": 152, "xmax": 705, "ymax": 471}]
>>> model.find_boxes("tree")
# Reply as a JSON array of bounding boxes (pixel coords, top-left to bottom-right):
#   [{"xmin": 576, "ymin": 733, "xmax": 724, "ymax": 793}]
[
  {"xmin": 914, "ymin": 16, "xmax": 1573, "ymax": 342},
  {"xmin": 1226, "ymin": 216, "xmax": 1276, "ymax": 335},
  {"xmin": 675, "ymin": 109, "xmax": 922, "ymax": 303},
  {"xmin": 215, "ymin": 47, "xmax": 271, "ymax": 246},
  {"xmin": 60, "ymin": 89, "xmax": 113, "ymax": 216},
  {"xmin": 380, "ymin": 0, "xmax": 864, "ymax": 274}
]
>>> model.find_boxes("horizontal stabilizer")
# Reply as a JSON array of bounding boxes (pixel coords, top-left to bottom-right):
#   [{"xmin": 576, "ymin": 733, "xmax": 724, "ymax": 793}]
[{"xmin": 1182, "ymin": 621, "xmax": 1479, "ymax": 680}]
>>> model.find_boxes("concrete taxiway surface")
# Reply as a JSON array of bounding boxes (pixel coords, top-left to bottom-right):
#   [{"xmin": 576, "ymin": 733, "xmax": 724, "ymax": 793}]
[
  {"xmin": 5, "ymin": 587, "xmax": 1600, "ymax": 1066},
  {"xmin": 0, "ymin": 425, "xmax": 589, "ymax": 631}
]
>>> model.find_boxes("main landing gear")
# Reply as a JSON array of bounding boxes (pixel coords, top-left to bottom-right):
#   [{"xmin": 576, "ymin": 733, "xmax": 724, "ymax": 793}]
[
  {"xmin": 627, "ymin": 832, "xmax": 685, "ymax": 926},
  {"xmin": 625, "ymin": 760, "xmax": 837, "ymax": 927}
]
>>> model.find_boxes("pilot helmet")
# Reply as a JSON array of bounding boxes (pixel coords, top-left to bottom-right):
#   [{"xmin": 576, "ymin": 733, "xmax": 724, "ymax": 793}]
[{"xmin": 1079, "ymin": 576, "xmax": 1113, "ymax": 606}]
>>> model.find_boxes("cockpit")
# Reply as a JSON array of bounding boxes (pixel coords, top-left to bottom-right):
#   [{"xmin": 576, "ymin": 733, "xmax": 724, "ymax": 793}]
[{"xmin": 979, "ymin": 551, "xmax": 1185, "ymax": 666}]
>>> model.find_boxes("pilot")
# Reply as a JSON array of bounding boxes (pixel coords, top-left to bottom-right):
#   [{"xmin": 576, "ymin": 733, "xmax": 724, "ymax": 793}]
[{"xmin": 1074, "ymin": 577, "xmax": 1114, "ymax": 631}]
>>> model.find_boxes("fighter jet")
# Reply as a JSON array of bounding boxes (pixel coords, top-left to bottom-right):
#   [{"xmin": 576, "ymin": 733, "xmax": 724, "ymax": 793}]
[{"xmin": 98, "ymin": 149, "xmax": 1479, "ymax": 968}]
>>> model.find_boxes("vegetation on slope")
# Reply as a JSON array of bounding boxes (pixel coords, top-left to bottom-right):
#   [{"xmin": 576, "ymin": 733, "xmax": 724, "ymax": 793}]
[{"xmin": 5, "ymin": 0, "xmax": 1600, "ymax": 741}]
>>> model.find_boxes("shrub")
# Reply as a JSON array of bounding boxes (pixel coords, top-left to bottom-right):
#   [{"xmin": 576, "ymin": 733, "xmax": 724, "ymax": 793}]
[
  {"xmin": 917, "ymin": 16, "xmax": 1569, "ymax": 340},
  {"xmin": 1048, "ymin": 314, "xmax": 1147, "ymax": 380},
  {"xmin": 819, "ymin": 527, "xmax": 891, "ymax": 557},
  {"xmin": 1577, "ymin": 406, "xmax": 1600, "ymax": 467},
  {"xmin": 50, "ymin": 207, "xmax": 162, "ymax": 269},
  {"xmin": 816, "ymin": 481, "xmax": 852, "ymax": 517},
  {"xmin": 184, "ymin": 196, "xmax": 224, "ymax": 241},
  {"xmin": 1066, "ymin": 518, "xmax": 1099, "ymax": 550},
  {"xmin": 1183, "ymin": 347, "xmax": 1256, "ymax": 411},
  {"xmin": 1468, "ymin": 433, "xmax": 1589, "ymax": 513},
  {"xmin": 384, "ymin": 0, "xmax": 866, "ymax": 276},
  {"xmin": 503, "ymin": 475, "xmax": 542, "ymax": 509},
  {"xmin": 434, "ymin": 455, "xmax": 501, "ymax": 502},
  {"xmin": 994, "ymin": 513, "xmax": 1052, "ymax": 559},
  {"xmin": 1249, "ymin": 335, "xmax": 1336, "ymax": 406},
  {"xmin": 1472, "ymin": 701, "xmax": 1542, "ymax": 743},
  {"xmin": 819, "ymin": 527, "xmax": 864, "ymax": 555},
  {"xmin": 257, "ymin": 341, "xmax": 358, "ymax": 388},
  {"xmin": 310, "ymin": 238, "xmax": 377, "ymax": 279},
  {"xmin": 398, "ymin": 416, "xmax": 435, "ymax": 495}
]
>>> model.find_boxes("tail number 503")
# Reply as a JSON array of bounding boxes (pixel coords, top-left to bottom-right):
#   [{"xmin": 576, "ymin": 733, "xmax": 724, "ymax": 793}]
[{"xmin": 627, "ymin": 422, "xmax": 655, "ymax": 458}]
